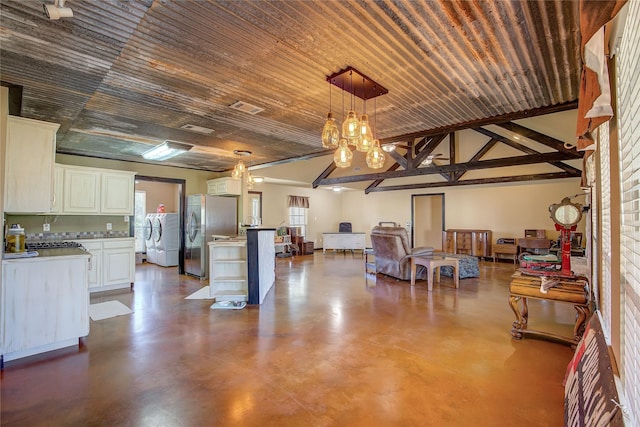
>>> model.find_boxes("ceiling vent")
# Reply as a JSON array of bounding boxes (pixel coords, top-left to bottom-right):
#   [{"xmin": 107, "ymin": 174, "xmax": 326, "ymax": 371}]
[
  {"xmin": 229, "ymin": 101, "xmax": 264, "ymax": 115},
  {"xmin": 180, "ymin": 124, "xmax": 215, "ymax": 135}
]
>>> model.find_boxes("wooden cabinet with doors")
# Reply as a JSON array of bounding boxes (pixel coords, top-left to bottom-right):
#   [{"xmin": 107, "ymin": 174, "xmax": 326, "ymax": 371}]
[{"xmin": 442, "ymin": 229, "xmax": 492, "ymax": 258}]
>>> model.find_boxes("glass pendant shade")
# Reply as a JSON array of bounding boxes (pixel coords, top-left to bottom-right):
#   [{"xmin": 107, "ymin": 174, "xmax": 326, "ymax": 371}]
[
  {"xmin": 246, "ymin": 171, "xmax": 254, "ymax": 189},
  {"xmin": 321, "ymin": 112, "xmax": 340, "ymax": 149},
  {"xmin": 342, "ymin": 110, "xmax": 360, "ymax": 146},
  {"xmin": 366, "ymin": 139, "xmax": 386, "ymax": 169},
  {"xmin": 356, "ymin": 113, "xmax": 374, "ymax": 152},
  {"xmin": 333, "ymin": 138, "xmax": 353, "ymax": 168},
  {"xmin": 232, "ymin": 160, "xmax": 246, "ymax": 180}
]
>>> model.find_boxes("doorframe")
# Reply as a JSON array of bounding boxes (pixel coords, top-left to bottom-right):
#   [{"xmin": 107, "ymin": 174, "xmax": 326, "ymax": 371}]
[
  {"xmin": 134, "ymin": 175, "xmax": 187, "ymax": 275},
  {"xmin": 411, "ymin": 193, "xmax": 445, "ymax": 249}
]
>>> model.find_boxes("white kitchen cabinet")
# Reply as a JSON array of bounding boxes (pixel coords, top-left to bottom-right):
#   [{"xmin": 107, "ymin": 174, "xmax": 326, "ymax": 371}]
[
  {"xmin": 55, "ymin": 164, "xmax": 136, "ymax": 215},
  {"xmin": 3, "ymin": 116, "xmax": 59, "ymax": 213},
  {"xmin": 81, "ymin": 241, "xmax": 103, "ymax": 289},
  {"xmin": 208, "ymin": 240, "xmax": 248, "ymax": 301},
  {"xmin": 80, "ymin": 238, "xmax": 135, "ymax": 292},
  {"xmin": 101, "ymin": 171, "xmax": 135, "ymax": 214},
  {"xmin": 322, "ymin": 232, "xmax": 366, "ymax": 253},
  {"xmin": 51, "ymin": 165, "xmax": 64, "ymax": 214},
  {"xmin": 1, "ymin": 253, "xmax": 90, "ymax": 363},
  {"xmin": 207, "ymin": 177, "xmax": 241, "ymax": 196},
  {"xmin": 64, "ymin": 166, "xmax": 100, "ymax": 213}
]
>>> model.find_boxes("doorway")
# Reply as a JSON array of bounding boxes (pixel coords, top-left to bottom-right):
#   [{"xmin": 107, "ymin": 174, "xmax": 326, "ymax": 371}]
[
  {"xmin": 134, "ymin": 176, "xmax": 186, "ymax": 274},
  {"xmin": 411, "ymin": 193, "xmax": 445, "ymax": 250}
]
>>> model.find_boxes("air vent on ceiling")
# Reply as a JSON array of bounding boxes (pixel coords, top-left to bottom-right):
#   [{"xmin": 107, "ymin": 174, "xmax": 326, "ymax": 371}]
[
  {"xmin": 180, "ymin": 124, "xmax": 214, "ymax": 135},
  {"xmin": 229, "ymin": 101, "xmax": 264, "ymax": 115}
]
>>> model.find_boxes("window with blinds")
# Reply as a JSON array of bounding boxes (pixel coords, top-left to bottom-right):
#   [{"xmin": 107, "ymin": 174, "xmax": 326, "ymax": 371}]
[
  {"xmin": 616, "ymin": 0, "xmax": 639, "ymax": 422},
  {"xmin": 599, "ymin": 122, "xmax": 613, "ymax": 341}
]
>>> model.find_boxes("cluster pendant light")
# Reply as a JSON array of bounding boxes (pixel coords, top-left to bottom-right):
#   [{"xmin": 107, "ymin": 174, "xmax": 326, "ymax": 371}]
[{"xmin": 322, "ymin": 67, "xmax": 388, "ymax": 170}]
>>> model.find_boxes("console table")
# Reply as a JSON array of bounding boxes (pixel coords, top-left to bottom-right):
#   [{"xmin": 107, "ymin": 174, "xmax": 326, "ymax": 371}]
[
  {"xmin": 509, "ymin": 272, "xmax": 591, "ymax": 346},
  {"xmin": 322, "ymin": 232, "xmax": 366, "ymax": 254}
]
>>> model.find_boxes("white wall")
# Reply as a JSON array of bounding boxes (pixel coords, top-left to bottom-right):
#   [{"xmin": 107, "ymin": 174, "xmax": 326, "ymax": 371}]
[
  {"xmin": 248, "ymin": 182, "xmax": 341, "ymax": 246},
  {"xmin": 340, "ymin": 178, "xmax": 585, "ymax": 247}
]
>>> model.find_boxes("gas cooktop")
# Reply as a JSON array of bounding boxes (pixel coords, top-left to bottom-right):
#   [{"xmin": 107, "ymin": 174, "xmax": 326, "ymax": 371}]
[{"xmin": 26, "ymin": 241, "xmax": 84, "ymax": 250}]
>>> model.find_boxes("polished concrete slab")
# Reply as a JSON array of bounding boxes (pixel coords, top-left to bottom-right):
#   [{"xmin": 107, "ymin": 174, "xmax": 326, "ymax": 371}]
[{"xmin": 0, "ymin": 254, "xmax": 575, "ymax": 426}]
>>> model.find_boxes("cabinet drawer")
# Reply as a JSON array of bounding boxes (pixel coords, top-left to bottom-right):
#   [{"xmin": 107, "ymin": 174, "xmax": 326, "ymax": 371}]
[{"xmin": 102, "ymin": 239, "xmax": 134, "ymax": 250}]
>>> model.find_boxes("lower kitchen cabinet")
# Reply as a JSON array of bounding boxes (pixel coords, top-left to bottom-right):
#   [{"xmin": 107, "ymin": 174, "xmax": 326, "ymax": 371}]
[
  {"xmin": 81, "ymin": 238, "xmax": 135, "ymax": 292},
  {"xmin": 1, "ymin": 253, "xmax": 90, "ymax": 363}
]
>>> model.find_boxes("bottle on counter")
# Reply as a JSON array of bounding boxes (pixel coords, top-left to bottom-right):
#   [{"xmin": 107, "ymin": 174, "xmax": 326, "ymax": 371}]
[{"xmin": 6, "ymin": 224, "xmax": 26, "ymax": 253}]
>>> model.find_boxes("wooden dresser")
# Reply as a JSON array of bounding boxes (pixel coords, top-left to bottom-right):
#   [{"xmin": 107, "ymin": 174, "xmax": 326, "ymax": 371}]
[{"xmin": 442, "ymin": 229, "xmax": 492, "ymax": 258}]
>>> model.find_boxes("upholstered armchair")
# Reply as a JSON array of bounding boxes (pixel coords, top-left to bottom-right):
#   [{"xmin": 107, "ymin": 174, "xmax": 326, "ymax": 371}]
[{"xmin": 370, "ymin": 226, "xmax": 434, "ymax": 281}]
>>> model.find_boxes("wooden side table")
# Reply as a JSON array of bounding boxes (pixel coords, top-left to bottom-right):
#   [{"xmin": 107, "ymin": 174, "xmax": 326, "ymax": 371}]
[
  {"xmin": 509, "ymin": 272, "xmax": 591, "ymax": 346},
  {"xmin": 493, "ymin": 243, "xmax": 518, "ymax": 264},
  {"xmin": 410, "ymin": 256, "xmax": 459, "ymax": 291}
]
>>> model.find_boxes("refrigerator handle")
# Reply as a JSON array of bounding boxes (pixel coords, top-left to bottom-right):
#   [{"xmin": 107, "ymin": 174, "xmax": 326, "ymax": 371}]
[{"xmin": 187, "ymin": 210, "xmax": 199, "ymax": 242}]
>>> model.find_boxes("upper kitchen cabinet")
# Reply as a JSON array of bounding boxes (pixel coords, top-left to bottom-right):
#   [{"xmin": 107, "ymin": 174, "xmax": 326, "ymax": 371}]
[
  {"xmin": 56, "ymin": 164, "xmax": 136, "ymax": 215},
  {"xmin": 3, "ymin": 116, "xmax": 59, "ymax": 213},
  {"xmin": 207, "ymin": 177, "xmax": 241, "ymax": 196},
  {"xmin": 101, "ymin": 171, "xmax": 135, "ymax": 214},
  {"xmin": 63, "ymin": 166, "xmax": 101, "ymax": 213}
]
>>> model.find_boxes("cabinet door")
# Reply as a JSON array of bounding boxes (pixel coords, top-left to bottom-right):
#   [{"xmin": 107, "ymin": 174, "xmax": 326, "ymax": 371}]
[
  {"xmin": 3, "ymin": 116, "xmax": 59, "ymax": 213},
  {"xmin": 101, "ymin": 172, "xmax": 134, "ymax": 214},
  {"xmin": 1, "ymin": 257, "xmax": 89, "ymax": 355},
  {"xmin": 51, "ymin": 165, "xmax": 64, "ymax": 214},
  {"xmin": 64, "ymin": 168, "xmax": 100, "ymax": 213},
  {"xmin": 82, "ymin": 242, "xmax": 103, "ymax": 289},
  {"xmin": 103, "ymin": 248, "xmax": 134, "ymax": 287}
]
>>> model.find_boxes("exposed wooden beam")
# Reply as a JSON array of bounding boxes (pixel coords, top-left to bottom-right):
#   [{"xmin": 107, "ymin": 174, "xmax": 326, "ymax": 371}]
[
  {"xmin": 365, "ymin": 163, "xmax": 401, "ymax": 192},
  {"xmin": 412, "ymin": 134, "xmax": 447, "ymax": 167},
  {"xmin": 317, "ymin": 151, "xmax": 580, "ymax": 186},
  {"xmin": 365, "ymin": 172, "xmax": 578, "ymax": 193},
  {"xmin": 312, "ymin": 162, "xmax": 337, "ymax": 188},
  {"xmin": 495, "ymin": 122, "xmax": 578, "ymax": 155},
  {"xmin": 473, "ymin": 127, "xmax": 582, "ymax": 174},
  {"xmin": 378, "ymin": 101, "xmax": 578, "ymax": 145},
  {"xmin": 454, "ymin": 138, "xmax": 498, "ymax": 181}
]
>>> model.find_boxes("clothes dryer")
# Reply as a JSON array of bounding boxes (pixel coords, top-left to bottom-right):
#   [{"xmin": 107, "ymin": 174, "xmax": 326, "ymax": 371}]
[
  {"xmin": 144, "ymin": 213, "xmax": 157, "ymax": 264},
  {"xmin": 155, "ymin": 213, "xmax": 179, "ymax": 267}
]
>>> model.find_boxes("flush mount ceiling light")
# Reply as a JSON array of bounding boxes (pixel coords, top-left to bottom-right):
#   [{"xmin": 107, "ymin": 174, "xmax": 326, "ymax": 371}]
[
  {"xmin": 142, "ymin": 140, "xmax": 193, "ymax": 161},
  {"xmin": 43, "ymin": 0, "xmax": 73, "ymax": 20},
  {"xmin": 323, "ymin": 67, "xmax": 388, "ymax": 168},
  {"xmin": 180, "ymin": 124, "xmax": 215, "ymax": 135}
]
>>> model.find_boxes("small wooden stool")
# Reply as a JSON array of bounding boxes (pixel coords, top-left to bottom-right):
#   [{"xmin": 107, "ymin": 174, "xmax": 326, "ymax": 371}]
[{"xmin": 410, "ymin": 256, "xmax": 460, "ymax": 291}]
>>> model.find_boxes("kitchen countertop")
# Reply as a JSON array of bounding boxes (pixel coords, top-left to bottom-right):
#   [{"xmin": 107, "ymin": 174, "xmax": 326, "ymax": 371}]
[{"xmin": 3, "ymin": 247, "xmax": 89, "ymax": 261}]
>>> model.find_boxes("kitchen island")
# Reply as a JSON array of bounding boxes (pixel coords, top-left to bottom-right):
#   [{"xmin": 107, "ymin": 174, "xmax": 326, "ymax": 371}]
[{"xmin": 1, "ymin": 249, "xmax": 90, "ymax": 365}]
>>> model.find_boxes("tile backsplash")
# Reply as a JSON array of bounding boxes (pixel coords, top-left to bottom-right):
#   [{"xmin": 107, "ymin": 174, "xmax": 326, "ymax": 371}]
[{"xmin": 26, "ymin": 230, "xmax": 129, "ymax": 241}]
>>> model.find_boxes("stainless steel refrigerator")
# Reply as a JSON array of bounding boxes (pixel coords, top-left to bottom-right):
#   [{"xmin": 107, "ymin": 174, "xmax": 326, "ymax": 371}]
[{"xmin": 185, "ymin": 194, "xmax": 238, "ymax": 279}]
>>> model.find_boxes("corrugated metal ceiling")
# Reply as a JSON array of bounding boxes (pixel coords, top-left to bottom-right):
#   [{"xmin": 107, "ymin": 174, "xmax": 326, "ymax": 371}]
[{"xmin": 0, "ymin": 0, "xmax": 580, "ymax": 172}]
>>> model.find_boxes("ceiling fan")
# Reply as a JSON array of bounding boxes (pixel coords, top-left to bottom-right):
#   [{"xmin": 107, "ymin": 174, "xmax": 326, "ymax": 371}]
[{"xmin": 420, "ymin": 153, "xmax": 449, "ymax": 166}]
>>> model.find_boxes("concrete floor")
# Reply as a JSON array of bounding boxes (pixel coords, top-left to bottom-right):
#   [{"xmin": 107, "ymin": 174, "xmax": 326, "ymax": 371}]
[{"xmin": 0, "ymin": 253, "xmax": 575, "ymax": 426}]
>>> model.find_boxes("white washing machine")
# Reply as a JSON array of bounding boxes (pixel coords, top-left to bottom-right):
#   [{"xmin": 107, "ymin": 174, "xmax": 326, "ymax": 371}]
[
  {"xmin": 144, "ymin": 213, "xmax": 157, "ymax": 264},
  {"xmin": 154, "ymin": 213, "xmax": 179, "ymax": 267}
]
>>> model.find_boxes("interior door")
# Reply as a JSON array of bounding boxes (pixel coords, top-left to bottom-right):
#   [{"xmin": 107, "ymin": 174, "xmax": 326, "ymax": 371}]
[{"xmin": 412, "ymin": 193, "xmax": 445, "ymax": 250}]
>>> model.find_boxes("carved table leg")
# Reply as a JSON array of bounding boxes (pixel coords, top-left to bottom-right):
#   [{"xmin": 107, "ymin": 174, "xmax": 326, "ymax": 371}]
[
  {"xmin": 573, "ymin": 305, "xmax": 590, "ymax": 342},
  {"xmin": 509, "ymin": 295, "xmax": 527, "ymax": 339}
]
